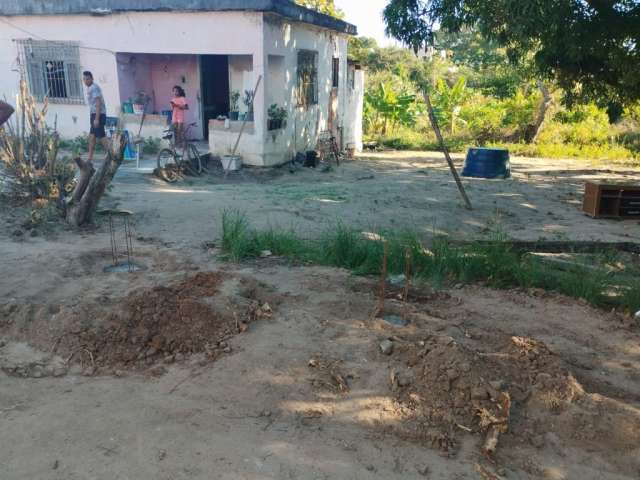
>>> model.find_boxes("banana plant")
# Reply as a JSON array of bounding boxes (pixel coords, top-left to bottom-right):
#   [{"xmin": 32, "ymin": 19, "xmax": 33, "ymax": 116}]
[
  {"xmin": 431, "ymin": 76, "xmax": 470, "ymax": 134},
  {"xmin": 365, "ymin": 81, "xmax": 421, "ymax": 135}
]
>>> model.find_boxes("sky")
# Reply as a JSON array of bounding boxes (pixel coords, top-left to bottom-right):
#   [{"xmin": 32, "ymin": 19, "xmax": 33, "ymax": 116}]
[{"xmin": 336, "ymin": 0, "xmax": 396, "ymax": 46}]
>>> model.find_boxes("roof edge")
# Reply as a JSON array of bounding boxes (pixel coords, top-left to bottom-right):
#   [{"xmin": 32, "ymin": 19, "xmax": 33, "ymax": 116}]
[{"xmin": 0, "ymin": 0, "xmax": 357, "ymax": 35}]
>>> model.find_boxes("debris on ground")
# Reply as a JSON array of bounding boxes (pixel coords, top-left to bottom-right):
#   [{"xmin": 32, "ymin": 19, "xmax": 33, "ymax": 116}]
[
  {"xmin": 308, "ymin": 356, "xmax": 350, "ymax": 393},
  {"xmin": 379, "ymin": 339, "xmax": 394, "ymax": 355}
]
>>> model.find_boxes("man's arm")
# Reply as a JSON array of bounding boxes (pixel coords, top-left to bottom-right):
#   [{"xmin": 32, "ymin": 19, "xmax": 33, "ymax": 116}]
[{"xmin": 0, "ymin": 100, "xmax": 15, "ymax": 126}]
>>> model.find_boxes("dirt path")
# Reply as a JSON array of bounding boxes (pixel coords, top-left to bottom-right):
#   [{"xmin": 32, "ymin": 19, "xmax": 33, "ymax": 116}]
[
  {"xmin": 1, "ymin": 152, "xmax": 639, "ymax": 479},
  {"xmin": 109, "ymin": 151, "xmax": 640, "ymax": 245}
]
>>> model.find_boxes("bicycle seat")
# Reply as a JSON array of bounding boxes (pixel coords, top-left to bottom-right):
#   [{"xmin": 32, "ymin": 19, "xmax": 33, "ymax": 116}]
[{"xmin": 188, "ymin": 122, "xmax": 197, "ymax": 127}]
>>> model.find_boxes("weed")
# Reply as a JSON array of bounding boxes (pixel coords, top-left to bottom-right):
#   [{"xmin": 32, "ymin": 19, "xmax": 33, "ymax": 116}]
[{"xmin": 219, "ymin": 211, "xmax": 640, "ymax": 314}]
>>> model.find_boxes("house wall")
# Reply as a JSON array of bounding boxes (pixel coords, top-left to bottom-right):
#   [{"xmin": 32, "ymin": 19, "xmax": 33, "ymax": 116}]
[
  {"xmin": 228, "ymin": 55, "xmax": 254, "ymax": 116},
  {"xmin": 0, "ymin": 10, "xmax": 362, "ymax": 166},
  {"xmin": 0, "ymin": 11, "xmax": 264, "ymax": 140},
  {"xmin": 344, "ymin": 69, "xmax": 365, "ymax": 151},
  {"xmin": 261, "ymin": 14, "xmax": 357, "ymax": 166}
]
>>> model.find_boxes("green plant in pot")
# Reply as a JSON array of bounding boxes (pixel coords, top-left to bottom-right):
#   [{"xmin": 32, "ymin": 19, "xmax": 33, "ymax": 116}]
[
  {"xmin": 268, "ymin": 104, "xmax": 288, "ymax": 130},
  {"xmin": 229, "ymin": 91, "xmax": 240, "ymax": 121},
  {"xmin": 243, "ymin": 90, "xmax": 255, "ymax": 122}
]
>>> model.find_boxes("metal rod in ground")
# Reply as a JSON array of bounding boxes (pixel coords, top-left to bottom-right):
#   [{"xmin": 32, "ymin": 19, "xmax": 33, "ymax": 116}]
[
  {"xmin": 377, "ymin": 241, "xmax": 389, "ymax": 316},
  {"xmin": 422, "ymin": 91, "xmax": 473, "ymax": 211},
  {"xmin": 109, "ymin": 214, "xmax": 117, "ymax": 266},
  {"xmin": 403, "ymin": 248, "xmax": 412, "ymax": 303},
  {"xmin": 124, "ymin": 217, "xmax": 133, "ymax": 272}
]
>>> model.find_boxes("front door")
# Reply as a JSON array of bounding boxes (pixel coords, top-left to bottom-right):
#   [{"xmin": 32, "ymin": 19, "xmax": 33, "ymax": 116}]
[{"xmin": 200, "ymin": 55, "xmax": 230, "ymax": 139}]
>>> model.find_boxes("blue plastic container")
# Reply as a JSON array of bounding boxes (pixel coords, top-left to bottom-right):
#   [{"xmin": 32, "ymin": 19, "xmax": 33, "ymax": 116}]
[
  {"xmin": 162, "ymin": 110, "xmax": 172, "ymax": 124},
  {"xmin": 462, "ymin": 148, "xmax": 511, "ymax": 179}
]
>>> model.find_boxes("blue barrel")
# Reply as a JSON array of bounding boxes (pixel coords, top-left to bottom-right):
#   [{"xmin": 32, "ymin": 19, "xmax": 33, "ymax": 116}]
[{"xmin": 462, "ymin": 148, "xmax": 511, "ymax": 179}]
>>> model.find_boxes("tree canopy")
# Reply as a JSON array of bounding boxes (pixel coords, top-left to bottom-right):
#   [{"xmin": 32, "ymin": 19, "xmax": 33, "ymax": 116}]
[
  {"xmin": 383, "ymin": 0, "xmax": 640, "ymax": 105},
  {"xmin": 295, "ymin": 0, "xmax": 344, "ymax": 19}
]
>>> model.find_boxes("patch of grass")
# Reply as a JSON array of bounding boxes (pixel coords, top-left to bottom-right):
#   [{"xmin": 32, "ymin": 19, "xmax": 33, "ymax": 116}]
[
  {"xmin": 221, "ymin": 209, "xmax": 306, "ymax": 261},
  {"xmin": 219, "ymin": 211, "xmax": 640, "ymax": 314}
]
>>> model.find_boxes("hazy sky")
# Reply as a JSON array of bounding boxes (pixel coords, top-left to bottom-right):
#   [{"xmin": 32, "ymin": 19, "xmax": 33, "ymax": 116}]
[{"xmin": 337, "ymin": 0, "xmax": 396, "ymax": 46}]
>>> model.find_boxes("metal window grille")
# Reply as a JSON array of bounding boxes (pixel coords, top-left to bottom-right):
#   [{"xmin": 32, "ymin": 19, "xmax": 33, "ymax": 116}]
[
  {"xmin": 297, "ymin": 50, "xmax": 318, "ymax": 107},
  {"xmin": 16, "ymin": 39, "xmax": 84, "ymax": 104}
]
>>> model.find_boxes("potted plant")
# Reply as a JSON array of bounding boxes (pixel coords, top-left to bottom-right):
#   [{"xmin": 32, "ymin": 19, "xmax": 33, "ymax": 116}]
[
  {"xmin": 267, "ymin": 104, "xmax": 288, "ymax": 130},
  {"xmin": 229, "ymin": 91, "xmax": 240, "ymax": 121},
  {"xmin": 132, "ymin": 91, "xmax": 148, "ymax": 115},
  {"xmin": 242, "ymin": 90, "xmax": 255, "ymax": 122}
]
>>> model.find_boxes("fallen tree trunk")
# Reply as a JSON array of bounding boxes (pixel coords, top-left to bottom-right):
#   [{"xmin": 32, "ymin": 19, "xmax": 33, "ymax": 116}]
[
  {"xmin": 65, "ymin": 132, "xmax": 126, "ymax": 227},
  {"xmin": 450, "ymin": 240, "xmax": 640, "ymax": 255}
]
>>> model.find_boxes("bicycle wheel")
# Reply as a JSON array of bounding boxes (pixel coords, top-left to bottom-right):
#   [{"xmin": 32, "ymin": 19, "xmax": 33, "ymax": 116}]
[
  {"xmin": 156, "ymin": 148, "xmax": 180, "ymax": 183},
  {"xmin": 186, "ymin": 143, "xmax": 203, "ymax": 175},
  {"xmin": 157, "ymin": 148, "xmax": 177, "ymax": 170}
]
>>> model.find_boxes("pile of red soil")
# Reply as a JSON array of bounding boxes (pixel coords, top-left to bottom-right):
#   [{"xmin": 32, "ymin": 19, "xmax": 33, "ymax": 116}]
[
  {"xmin": 58, "ymin": 272, "xmax": 272, "ymax": 370},
  {"xmin": 390, "ymin": 334, "xmax": 584, "ymax": 454}
]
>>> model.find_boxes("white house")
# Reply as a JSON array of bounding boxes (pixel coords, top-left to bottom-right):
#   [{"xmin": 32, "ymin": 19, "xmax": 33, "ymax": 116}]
[{"xmin": 0, "ymin": 0, "xmax": 364, "ymax": 166}]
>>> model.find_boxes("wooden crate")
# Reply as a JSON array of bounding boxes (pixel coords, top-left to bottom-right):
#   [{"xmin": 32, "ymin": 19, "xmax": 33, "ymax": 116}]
[{"xmin": 583, "ymin": 181, "xmax": 640, "ymax": 218}]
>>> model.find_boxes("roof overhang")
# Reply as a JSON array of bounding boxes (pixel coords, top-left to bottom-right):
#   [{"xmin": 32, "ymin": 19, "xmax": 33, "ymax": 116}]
[{"xmin": 0, "ymin": 0, "xmax": 357, "ymax": 35}]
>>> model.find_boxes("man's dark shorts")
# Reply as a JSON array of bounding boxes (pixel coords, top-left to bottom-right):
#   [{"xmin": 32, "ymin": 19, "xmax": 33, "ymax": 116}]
[{"xmin": 90, "ymin": 113, "xmax": 107, "ymax": 139}]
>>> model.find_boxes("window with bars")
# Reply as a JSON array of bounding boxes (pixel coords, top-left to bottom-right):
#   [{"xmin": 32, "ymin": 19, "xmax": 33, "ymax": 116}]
[
  {"xmin": 17, "ymin": 40, "xmax": 83, "ymax": 104},
  {"xmin": 297, "ymin": 50, "xmax": 318, "ymax": 107}
]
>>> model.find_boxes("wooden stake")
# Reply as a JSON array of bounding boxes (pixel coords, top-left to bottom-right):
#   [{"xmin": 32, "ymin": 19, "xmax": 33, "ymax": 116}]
[{"xmin": 423, "ymin": 91, "xmax": 473, "ymax": 210}]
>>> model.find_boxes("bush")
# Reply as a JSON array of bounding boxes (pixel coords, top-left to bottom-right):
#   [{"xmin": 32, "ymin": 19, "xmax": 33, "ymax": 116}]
[
  {"xmin": 540, "ymin": 104, "xmax": 611, "ymax": 146},
  {"xmin": 459, "ymin": 96, "xmax": 506, "ymax": 144}
]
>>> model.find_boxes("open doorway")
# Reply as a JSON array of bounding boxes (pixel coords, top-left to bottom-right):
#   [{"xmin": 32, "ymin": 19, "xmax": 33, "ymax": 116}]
[{"xmin": 200, "ymin": 55, "xmax": 229, "ymax": 139}]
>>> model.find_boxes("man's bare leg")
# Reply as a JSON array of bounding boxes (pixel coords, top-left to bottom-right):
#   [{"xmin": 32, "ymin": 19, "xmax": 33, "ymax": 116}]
[{"xmin": 88, "ymin": 133, "xmax": 97, "ymax": 165}]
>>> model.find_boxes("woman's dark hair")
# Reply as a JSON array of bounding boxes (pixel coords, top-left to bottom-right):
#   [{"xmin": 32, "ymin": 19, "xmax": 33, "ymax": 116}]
[
  {"xmin": 83, "ymin": 71, "xmax": 93, "ymax": 79},
  {"xmin": 173, "ymin": 86, "xmax": 186, "ymax": 97}
]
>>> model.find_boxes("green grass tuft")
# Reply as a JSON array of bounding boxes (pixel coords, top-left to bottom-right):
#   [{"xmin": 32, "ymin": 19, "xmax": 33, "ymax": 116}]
[{"xmin": 219, "ymin": 211, "xmax": 640, "ymax": 314}]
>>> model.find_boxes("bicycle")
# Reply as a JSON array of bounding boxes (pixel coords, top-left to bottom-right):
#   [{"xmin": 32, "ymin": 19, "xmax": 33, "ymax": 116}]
[{"xmin": 156, "ymin": 122, "xmax": 203, "ymax": 181}]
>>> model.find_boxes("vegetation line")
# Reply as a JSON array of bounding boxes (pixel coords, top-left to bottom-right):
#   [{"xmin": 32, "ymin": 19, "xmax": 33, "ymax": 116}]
[{"xmin": 220, "ymin": 210, "xmax": 640, "ymax": 314}]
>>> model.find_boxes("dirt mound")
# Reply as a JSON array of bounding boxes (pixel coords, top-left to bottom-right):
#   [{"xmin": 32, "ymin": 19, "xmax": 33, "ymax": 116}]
[
  {"xmin": 390, "ymin": 334, "xmax": 585, "ymax": 454},
  {"xmin": 53, "ymin": 272, "xmax": 273, "ymax": 371}
]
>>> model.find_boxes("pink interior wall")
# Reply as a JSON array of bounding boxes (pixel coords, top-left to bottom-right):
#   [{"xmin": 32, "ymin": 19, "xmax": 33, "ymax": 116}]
[
  {"xmin": 117, "ymin": 53, "xmax": 202, "ymax": 138},
  {"xmin": 117, "ymin": 53, "xmax": 154, "ymax": 106},
  {"xmin": 150, "ymin": 55, "xmax": 200, "ymax": 127}
]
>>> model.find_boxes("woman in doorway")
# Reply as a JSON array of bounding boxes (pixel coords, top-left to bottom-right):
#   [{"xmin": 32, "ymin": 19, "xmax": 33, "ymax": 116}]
[{"xmin": 170, "ymin": 86, "xmax": 189, "ymax": 147}]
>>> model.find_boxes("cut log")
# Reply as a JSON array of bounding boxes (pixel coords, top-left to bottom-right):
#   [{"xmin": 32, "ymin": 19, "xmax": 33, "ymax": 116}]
[{"xmin": 66, "ymin": 133, "xmax": 126, "ymax": 227}]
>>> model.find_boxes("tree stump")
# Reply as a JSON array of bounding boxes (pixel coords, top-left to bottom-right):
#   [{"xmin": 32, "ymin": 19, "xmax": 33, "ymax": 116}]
[{"xmin": 65, "ymin": 133, "xmax": 127, "ymax": 227}]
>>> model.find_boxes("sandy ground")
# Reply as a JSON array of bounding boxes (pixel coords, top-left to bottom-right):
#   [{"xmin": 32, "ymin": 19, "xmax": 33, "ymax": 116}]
[
  {"xmin": 1, "ymin": 151, "xmax": 639, "ymax": 479},
  {"xmin": 114, "ymin": 150, "xmax": 640, "ymax": 246}
]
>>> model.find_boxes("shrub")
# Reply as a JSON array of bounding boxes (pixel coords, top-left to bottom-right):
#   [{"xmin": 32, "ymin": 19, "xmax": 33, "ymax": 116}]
[{"xmin": 459, "ymin": 95, "xmax": 506, "ymax": 144}]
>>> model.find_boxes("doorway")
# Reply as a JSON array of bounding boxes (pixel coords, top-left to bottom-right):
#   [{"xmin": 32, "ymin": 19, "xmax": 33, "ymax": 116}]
[{"xmin": 200, "ymin": 55, "xmax": 230, "ymax": 139}]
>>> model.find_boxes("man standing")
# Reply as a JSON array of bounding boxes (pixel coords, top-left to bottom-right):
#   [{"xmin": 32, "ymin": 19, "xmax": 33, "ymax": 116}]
[
  {"xmin": 0, "ymin": 100, "xmax": 14, "ymax": 127},
  {"xmin": 83, "ymin": 71, "xmax": 109, "ymax": 165}
]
